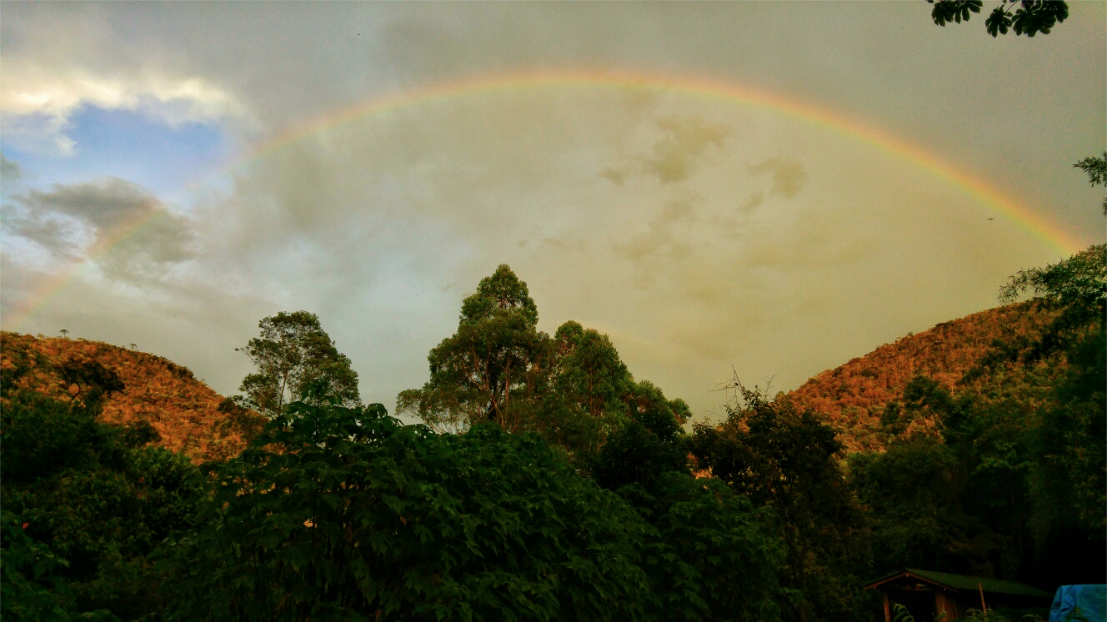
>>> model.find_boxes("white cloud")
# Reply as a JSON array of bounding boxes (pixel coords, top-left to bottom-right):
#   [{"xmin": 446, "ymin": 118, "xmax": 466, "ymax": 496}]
[{"xmin": 0, "ymin": 64, "xmax": 252, "ymax": 156}]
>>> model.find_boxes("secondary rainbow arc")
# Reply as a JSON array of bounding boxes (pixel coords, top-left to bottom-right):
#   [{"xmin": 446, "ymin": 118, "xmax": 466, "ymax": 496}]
[{"xmin": 4, "ymin": 69, "xmax": 1086, "ymax": 332}]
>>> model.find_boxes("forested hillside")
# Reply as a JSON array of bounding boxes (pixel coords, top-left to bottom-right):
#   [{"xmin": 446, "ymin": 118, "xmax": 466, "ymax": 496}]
[
  {"xmin": 0, "ymin": 332, "xmax": 260, "ymax": 462},
  {"xmin": 788, "ymin": 301, "xmax": 1061, "ymax": 452},
  {"xmin": 3, "ymin": 247, "xmax": 1102, "ymax": 622}
]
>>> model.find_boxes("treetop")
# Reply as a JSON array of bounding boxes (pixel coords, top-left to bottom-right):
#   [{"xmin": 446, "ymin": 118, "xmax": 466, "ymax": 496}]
[{"xmin": 460, "ymin": 264, "xmax": 539, "ymax": 327}]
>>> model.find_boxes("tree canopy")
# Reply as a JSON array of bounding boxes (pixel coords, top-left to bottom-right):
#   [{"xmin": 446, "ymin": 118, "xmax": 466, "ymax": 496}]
[
  {"xmin": 398, "ymin": 265, "xmax": 689, "ymax": 463},
  {"xmin": 398, "ymin": 265, "xmax": 549, "ymax": 432},
  {"xmin": 164, "ymin": 393, "xmax": 655, "ymax": 621},
  {"xmin": 691, "ymin": 383, "xmax": 869, "ymax": 622},
  {"xmin": 1, "ymin": 377, "xmax": 200, "ymax": 621},
  {"xmin": 237, "ymin": 311, "xmax": 361, "ymax": 417}
]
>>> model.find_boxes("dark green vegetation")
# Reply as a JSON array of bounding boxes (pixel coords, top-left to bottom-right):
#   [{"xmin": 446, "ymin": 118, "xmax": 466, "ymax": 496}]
[
  {"xmin": 3, "ymin": 157, "xmax": 1104, "ymax": 620},
  {"xmin": 397, "ymin": 265, "xmax": 691, "ymax": 464},
  {"xmin": 2, "ymin": 362, "xmax": 200, "ymax": 620},
  {"xmin": 4, "ymin": 242, "xmax": 1102, "ymax": 621},
  {"xmin": 158, "ymin": 387, "xmax": 782, "ymax": 622}
]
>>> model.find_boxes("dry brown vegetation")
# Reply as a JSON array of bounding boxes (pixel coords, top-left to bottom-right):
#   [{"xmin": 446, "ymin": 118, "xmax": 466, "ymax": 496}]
[
  {"xmin": 787, "ymin": 301, "xmax": 1061, "ymax": 452},
  {"xmin": 0, "ymin": 331, "xmax": 262, "ymax": 462}
]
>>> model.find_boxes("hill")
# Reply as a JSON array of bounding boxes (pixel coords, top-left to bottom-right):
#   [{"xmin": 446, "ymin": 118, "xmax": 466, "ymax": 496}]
[
  {"xmin": 786, "ymin": 301, "xmax": 1061, "ymax": 452},
  {"xmin": 0, "ymin": 331, "xmax": 261, "ymax": 462}
]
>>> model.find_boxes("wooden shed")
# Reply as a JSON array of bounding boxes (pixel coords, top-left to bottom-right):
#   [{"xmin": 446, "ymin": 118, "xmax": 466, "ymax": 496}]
[{"xmin": 864, "ymin": 568, "xmax": 1053, "ymax": 622}]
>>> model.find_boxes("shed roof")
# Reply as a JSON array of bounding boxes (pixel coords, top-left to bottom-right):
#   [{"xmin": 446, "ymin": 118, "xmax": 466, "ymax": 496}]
[{"xmin": 864, "ymin": 569, "xmax": 1052, "ymax": 599}]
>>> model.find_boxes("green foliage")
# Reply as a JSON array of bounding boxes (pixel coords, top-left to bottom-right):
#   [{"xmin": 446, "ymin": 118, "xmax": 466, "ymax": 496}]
[
  {"xmin": 1074, "ymin": 152, "xmax": 1107, "ymax": 216},
  {"xmin": 854, "ymin": 340, "xmax": 1104, "ymax": 585},
  {"xmin": 161, "ymin": 392, "xmax": 660, "ymax": 621},
  {"xmin": 237, "ymin": 310, "xmax": 361, "ymax": 417},
  {"xmin": 592, "ymin": 397, "xmax": 689, "ymax": 491},
  {"xmin": 1074, "ymin": 153, "xmax": 1107, "ymax": 185},
  {"xmin": 2, "ymin": 509, "xmax": 73, "ymax": 621},
  {"xmin": 995, "ymin": 245, "xmax": 1106, "ymax": 544},
  {"xmin": 930, "ymin": 0, "xmax": 983, "ymax": 26},
  {"xmin": 850, "ymin": 433, "xmax": 1009, "ymax": 576},
  {"xmin": 536, "ymin": 321, "xmax": 635, "ymax": 453},
  {"xmin": 398, "ymin": 265, "xmax": 550, "ymax": 432},
  {"xmin": 691, "ymin": 382, "xmax": 868, "ymax": 622},
  {"xmin": 1, "ymin": 388, "xmax": 201, "ymax": 621},
  {"xmin": 999, "ymin": 245, "xmax": 1105, "ymax": 355},
  {"xmin": 927, "ymin": 0, "xmax": 1068, "ymax": 37},
  {"xmin": 892, "ymin": 602, "xmax": 917, "ymax": 622},
  {"xmin": 1028, "ymin": 376, "xmax": 1106, "ymax": 537},
  {"xmin": 548, "ymin": 321, "xmax": 633, "ymax": 420},
  {"xmin": 960, "ymin": 608, "xmax": 1008, "ymax": 622},
  {"xmin": 398, "ymin": 265, "xmax": 691, "ymax": 466},
  {"xmin": 616, "ymin": 474, "xmax": 785, "ymax": 622}
]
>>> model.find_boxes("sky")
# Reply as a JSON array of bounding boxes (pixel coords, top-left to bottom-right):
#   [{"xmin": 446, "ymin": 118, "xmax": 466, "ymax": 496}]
[{"xmin": 2, "ymin": 2, "xmax": 1104, "ymax": 423}]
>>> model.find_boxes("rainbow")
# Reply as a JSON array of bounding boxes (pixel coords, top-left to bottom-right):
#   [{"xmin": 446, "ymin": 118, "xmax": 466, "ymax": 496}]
[{"xmin": 4, "ymin": 68, "xmax": 1087, "ymax": 331}]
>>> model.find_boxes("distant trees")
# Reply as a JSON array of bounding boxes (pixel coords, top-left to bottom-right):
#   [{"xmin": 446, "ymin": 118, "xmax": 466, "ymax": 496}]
[{"xmin": 237, "ymin": 311, "xmax": 360, "ymax": 417}]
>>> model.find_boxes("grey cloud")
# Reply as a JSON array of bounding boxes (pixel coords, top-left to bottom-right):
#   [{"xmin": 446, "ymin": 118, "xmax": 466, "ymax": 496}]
[
  {"xmin": 750, "ymin": 157, "xmax": 808, "ymax": 198},
  {"xmin": 0, "ymin": 203, "xmax": 80, "ymax": 259},
  {"xmin": 602, "ymin": 116, "xmax": 730, "ymax": 187},
  {"xmin": 21, "ymin": 177, "xmax": 161, "ymax": 230},
  {"xmin": 643, "ymin": 117, "xmax": 729, "ymax": 184},
  {"xmin": 613, "ymin": 198, "xmax": 698, "ymax": 272},
  {"xmin": 598, "ymin": 167, "xmax": 629, "ymax": 187},
  {"xmin": 739, "ymin": 191, "xmax": 765, "ymax": 213},
  {"xmin": 15, "ymin": 177, "xmax": 194, "ymax": 276},
  {"xmin": 741, "ymin": 207, "xmax": 870, "ymax": 270},
  {"xmin": 1, "ymin": 154, "xmax": 22, "ymax": 182},
  {"xmin": 539, "ymin": 237, "xmax": 588, "ymax": 252}
]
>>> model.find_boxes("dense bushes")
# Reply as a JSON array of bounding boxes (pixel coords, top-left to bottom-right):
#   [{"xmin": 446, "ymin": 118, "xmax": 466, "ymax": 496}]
[
  {"xmin": 2, "ymin": 388, "xmax": 200, "ymax": 621},
  {"xmin": 162, "ymin": 394, "xmax": 653, "ymax": 621}
]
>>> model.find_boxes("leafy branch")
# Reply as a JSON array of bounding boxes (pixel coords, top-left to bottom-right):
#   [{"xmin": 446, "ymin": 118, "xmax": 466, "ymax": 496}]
[{"xmin": 927, "ymin": 0, "xmax": 1069, "ymax": 37}]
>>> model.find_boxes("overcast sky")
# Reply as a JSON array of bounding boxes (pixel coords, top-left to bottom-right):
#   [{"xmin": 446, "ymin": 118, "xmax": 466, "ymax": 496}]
[{"xmin": 2, "ymin": 2, "xmax": 1104, "ymax": 422}]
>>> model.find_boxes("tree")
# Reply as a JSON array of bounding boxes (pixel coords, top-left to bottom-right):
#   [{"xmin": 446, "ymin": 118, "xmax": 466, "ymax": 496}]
[
  {"xmin": 161, "ymin": 392, "xmax": 658, "ymax": 622},
  {"xmin": 592, "ymin": 387, "xmax": 690, "ymax": 492},
  {"xmin": 533, "ymin": 321, "xmax": 636, "ymax": 454},
  {"xmin": 853, "ymin": 376, "xmax": 1035, "ymax": 581},
  {"xmin": 998, "ymin": 244, "xmax": 1106, "ymax": 362},
  {"xmin": 397, "ymin": 265, "xmax": 551, "ymax": 432},
  {"xmin": 691, "ymin": 382, "xmax": 868, "ymax": 622},
  {"xmin": 237, "ymin": 311, "xmax": 360, "ymax": 417},
  {"xmin": 926, "ymin": 0, "xmax": 1069, "ymax": 37},
  {"xmin": 1074, "ymin": 152, "xmax": 1107, "ymax": 216},
  {"xmin": 1000, "ymin": 245, "xmax": 1107, "ymax": 559}
]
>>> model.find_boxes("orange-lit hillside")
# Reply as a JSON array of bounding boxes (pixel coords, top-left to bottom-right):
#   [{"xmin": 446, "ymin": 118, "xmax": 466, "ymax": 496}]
[
  {"xmin": 787, "ymin": 301, "xmax": 1058, "ymax": 452},
  {"xmin": 1, "ymin": 332, "xmax": 259, "ymax": 462}
]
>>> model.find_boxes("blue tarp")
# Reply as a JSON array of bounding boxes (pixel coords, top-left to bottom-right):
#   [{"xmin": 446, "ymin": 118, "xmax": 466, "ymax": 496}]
[{"xmin": 1050, "ymin": 585, "xmax": 1107, "ymax": 622}]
